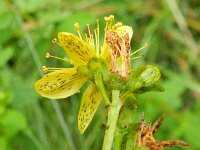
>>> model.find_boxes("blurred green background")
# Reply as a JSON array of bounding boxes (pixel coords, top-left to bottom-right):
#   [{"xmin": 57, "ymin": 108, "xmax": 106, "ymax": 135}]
[{"xmin": 0, "ymin": 0, "xmax": 200, "ymax": 149}]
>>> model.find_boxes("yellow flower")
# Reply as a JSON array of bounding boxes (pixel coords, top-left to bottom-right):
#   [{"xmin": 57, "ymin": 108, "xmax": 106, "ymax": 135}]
[{"xmin": 35, "ymin": 15, "xmax": 133, "ymax": 134}]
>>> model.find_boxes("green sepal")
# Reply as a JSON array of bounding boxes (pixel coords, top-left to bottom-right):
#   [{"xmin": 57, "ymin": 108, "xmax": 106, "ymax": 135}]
[
  {"xmin": 100, "ymin": 58, "xmax": 110, "ymax": 82},
  {"xmin": 77, "ymin": 65, "xmax": 93, "ymax": 78},
  {"xmin": 78, "ymin": 57, "xmax": 111, "ymax": 105},
  {"xmin": 105, "ymin": 73, "xmax": 127, "ymax": 91},
  {"xmin": 125, "ymin": 65, "xmax": 163, "ymax": 95},
  {"xmin": 87, "ymin": 57, "xmax": 103, "ymax": 74},
  {"xmin": 133, "ymin": 81, "xmax": 164, "ymax": 94}
]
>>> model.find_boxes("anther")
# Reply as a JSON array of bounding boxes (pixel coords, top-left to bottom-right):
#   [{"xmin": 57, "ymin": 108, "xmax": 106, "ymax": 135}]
[
  {"xmin": 52, "ymin": 38, "xmax": 57, "ymax": 44},
  {"xmin": 74, "ymin": 22, "xmax": 80, "ymax": 30},
  {"xmin": 74, "ymin": 22, "xmax": 84, "ymax": 40},
  {"xmin": 42, "ymin": 66, "xmax": 48, "ymax": 73},
  {"xmin": 46, "ymin": 53, "xmax": 50, "ymax": 58},
  {"xmin": 104, "ymin": 17, "xmax": 109, "ymax": 21},
  {"xmin": 106, "ymin": 15, "xmax": 114, "ymax": 30},
  {"xmin": 109, "ymin": 15, "xmax": 114, "ymax": 21}
]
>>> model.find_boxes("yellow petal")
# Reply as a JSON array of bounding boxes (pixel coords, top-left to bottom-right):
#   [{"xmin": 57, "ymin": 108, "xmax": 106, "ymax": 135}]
[
  {"xmin": 58, "ymin": 32, "xmax": 96, "ymax": 66},
  {"xmin": 101, "ymin": 42, "xmax": 111, "ymax": 63},
  {"xmin": 35, "ymin": 68, "xmax": 87, "ymax": 99},
  {"xmin": 78, "ymin": 82, "xmax": 102, "ymax": 134},
  {"xmin": 116, "ymin": 25, "xmax": 133, "ymax": 39}
]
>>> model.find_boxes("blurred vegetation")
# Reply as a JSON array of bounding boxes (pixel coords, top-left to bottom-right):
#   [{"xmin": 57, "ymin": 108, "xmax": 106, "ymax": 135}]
[{"xmin": 0, "ymin": 0, "xmax": 200, "ymax": 149}]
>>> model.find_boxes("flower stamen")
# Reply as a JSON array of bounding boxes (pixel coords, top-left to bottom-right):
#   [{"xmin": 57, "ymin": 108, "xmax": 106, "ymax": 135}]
[
  {"xmin": 131, "ymin": 43, "xmax": 148, "ymax": 56},
  {"xmin": 52, "ymin": 38, "xmax": 64, "ymax": 48},
  {"xmin": 74, "ymin": 22, "xmax": 83, "ymax": 40},
  {"xmin": 87, "ymin": 24, "xmax": 92, "ymax": 42},
  {"xmin": 104, "ymin": 15, "xmax": 115, "ymax": 30},
  {"xmin": 42, "ymin": 66, "xmax": 48, "ymax": 73},
  {"xmin": 108, "ymin": 15, "xmax": 114, "ymax": 29},
  {"xmin": 96, "ymin": 19, "xmax": 100, "ymax": 57},
  {"xmin": 45, "ymin": 52, "xmax": 70, "ymax": 62},
  {"xmin": 94, "ymin": 29, "xmax": 98, "ymax": 56},
  {"xmin": 42, "ymin": 65, "xmax": 66, "ymax": 73},
  {"xmin": 131, "ymin": 55, "xmax": 144, "ymax": 60}
]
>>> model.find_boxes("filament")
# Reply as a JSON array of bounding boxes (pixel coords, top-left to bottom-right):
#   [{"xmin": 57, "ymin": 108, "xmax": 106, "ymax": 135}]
[
  {"xmin": 131, "ymin": 43, "xmax": 148, "ymax": 56},
  {"xmin": 131, "ymin": 55, "xmax": 144, "ymax": 60},
  {"xmin": 46, "ymin": 53, "xmax": 70, "ymax": 62}
]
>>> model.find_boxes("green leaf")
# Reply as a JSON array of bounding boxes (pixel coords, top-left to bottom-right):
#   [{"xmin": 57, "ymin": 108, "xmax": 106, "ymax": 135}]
[
  {"xmin": 57, "ymin": 12, "xmax": 96, "ymax": 33},
  {"xmin": 0, "ymin": 47, "xmax": 14, "ymax": 68},
  {"xmin": 0, "ymin": 10, "xmax": 14, "ymax": 30},
  {"xmin": 0, "ymin": 109, "xmax": 27, "ymax": 138},
  {"xmin": 0, "ymin": 136, "xmax": 7, "ymax": 150}
]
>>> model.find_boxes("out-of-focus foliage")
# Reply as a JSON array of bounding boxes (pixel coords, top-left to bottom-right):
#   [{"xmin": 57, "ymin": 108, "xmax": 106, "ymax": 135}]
[{"xmin": 0, "ymin": 0, "xmax": 199, "ymax": 149}]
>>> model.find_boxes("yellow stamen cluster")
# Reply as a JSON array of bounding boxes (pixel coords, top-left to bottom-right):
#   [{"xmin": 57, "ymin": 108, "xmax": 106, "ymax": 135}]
[
  {"xmin": 42, "ymin": 15, "xmax": 146, "ymax": 76},
  {"xmin": 74, "ymin": 21, "xmax": 100, "ymax": 56},
  {"xmin": 104, "ymin": 15, "xmax": 115, "ymax": 30}
]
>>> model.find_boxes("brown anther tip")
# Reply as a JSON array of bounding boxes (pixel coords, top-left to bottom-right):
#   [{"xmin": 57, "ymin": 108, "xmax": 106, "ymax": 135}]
[{"xmin": 52, "ymin": 38, "xmax": 57, "ymax": 43}]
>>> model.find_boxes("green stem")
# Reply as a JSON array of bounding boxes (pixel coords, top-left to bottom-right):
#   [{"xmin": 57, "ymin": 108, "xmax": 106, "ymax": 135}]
[
  {"xmin": 114, "ymin": 131, "xmax": 124, "ymax": 150},
  {"xmin": 102, "ymin": 90, "xmax": 122, "ymax": 150}
]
